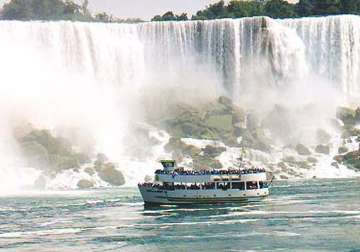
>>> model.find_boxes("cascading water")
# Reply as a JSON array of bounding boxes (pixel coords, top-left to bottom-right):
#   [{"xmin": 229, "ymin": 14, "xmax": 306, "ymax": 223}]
[{"xmin": 0, "ymin": 15, "xmax": 359, "ymax": 191}]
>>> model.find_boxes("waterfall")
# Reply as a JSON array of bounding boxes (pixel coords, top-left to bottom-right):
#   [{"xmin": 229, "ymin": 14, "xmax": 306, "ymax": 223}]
[{"xmin": 0, "ymin": 15, "xmax": 359, "ymax": 190}]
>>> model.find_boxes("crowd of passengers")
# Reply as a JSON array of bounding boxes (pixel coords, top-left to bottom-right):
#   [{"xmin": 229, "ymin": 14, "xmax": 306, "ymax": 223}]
[
  {"xmin": 138, "ymin": 182, "xmax": 266, "ymax": 190},
  {"xmin": 155, "ymin": 167, "xmax": 266, "ymax": 176},
  {"xmin": 139, "ymin": 183, "xmax": 216, "ymax": 190}
]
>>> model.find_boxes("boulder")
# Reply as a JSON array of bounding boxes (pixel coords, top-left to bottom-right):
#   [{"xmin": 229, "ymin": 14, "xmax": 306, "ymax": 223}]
[
  {"xmin": 295, "ymin": 144, "xmax": 311, "ymax": 156},
  {"xmin": 202, "ymin": 145, "xmax": 226, "ymax": 158},
  {"xmin": 336, "ymin": 107, "xmax": 356, "ymax": 126},
  {"xmin": 316, "ymin": 129, "xmax": 331, "ymax": 144},
  {"xmin": 192, "ymin": 155, "xmax": 222, "ymax": 170},
  {"xmin": 20, "ymin": 141, "xmax": 49, "ymax": 169},
  {"xmin": 97, "ymin": 164, "xmax": 125, "ymax": 186},
  {"xmin": 218, "ymin": 96, "xmax": 233, "ymax": 109},
  {"xmin": 331, "ymin": 162, "xmax": 339, "ymax": 168},
  {"xmin": 315, "ymin": 145, "xmax": 330, "ymax": 155},
  {"xmin": 77, "ymin": 179, "xmax": 94, "ymax": 189},
  {"xmin": 84, "ymin": 167, "xmax": 95, "ymax": 176},
  {"xmin": 307, "ymin": 157, "xmax": 318, "ymax": 163},
  {"xmin": 205, "ymin": 114, "xmax": 233, "ymax": 132},
  {"xmin": 333, "ymin": 155, "xmax": 344, "ymax": 163},
  {"xmin": 338, "ymin": 146, "xmax": 348, "ymax": 154}
]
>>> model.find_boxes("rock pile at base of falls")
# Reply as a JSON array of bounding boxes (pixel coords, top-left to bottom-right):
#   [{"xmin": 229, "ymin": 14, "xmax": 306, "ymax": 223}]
[
  {"xmin": 331, "ymin": 106, "xmax": 360, "ymax": 171},
  {"xmin": 16, "ymin": 128, "xmax": 125, "ymax": 188},
  {"xmin": 160, "ymin": 96, "xmax": 272, "ymax": 152}
]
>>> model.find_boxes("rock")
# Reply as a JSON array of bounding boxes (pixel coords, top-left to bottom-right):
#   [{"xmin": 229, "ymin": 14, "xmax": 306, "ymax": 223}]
[
  {"xmin": 96, "ymin": 153, "xmax": 108, "ymax": 164},
  {"xmin": 205, "ymin": 114, "xmax": 233, "ymax": 132},
  {"xmin": 97, "ymin": 163, "xmax": 125, "ymax": 186},
  {"xmin": 283, "ymin": 156, "xmax": 296, "ymax": 163},
  {"xmin": 333, "ymin": 155, "xmax": 344, "ymax": 163},
  {"xmin": 202, "ymin": 145, "xmax": 226, "ymax": 158},
  {"xmin": 295, "ymin": 144, "xmax": 311, "ymax": 156},
  {"xmin": 218, "ymin": 96, "xmax": 233, "ymax": 109},
  {"xmin": 329, "ymin": 118, "xmax": 343, "ymax": 130},
  {"xmin": 280, "ymin": 175, "xmax": 288, "ymax": 179},
  {"xmin": 331, "ymin": 162, "xmax": 339, "ymax": 168},
  {"xmin": 192, "ymin": 155, "xmax": 222, "ymax": 170},
  {"xmin": 278, "ymin": 162, "xmax": 287, "ymax": 171},
  {"xmin": 316, "ymin": 129, "xmax": 331, "ymax": 144},
  {"xmin": 84, "ymin": 167, "xmax": 95, "ymax": 176},
  {"xmin": 20, "ymin": 141, "xmax": 49, "ymax": 169},
  {"xmin": 19, "ymin": 129, "xmax": 91, "ymax": 173},
  {"xmin": 297, "ymin": 161, "xmax": 311, "ymax": 169},
  {"xmin": 77, "ymin": 179, "xmax": 94, "ymax": 189},
  {"xmin": 338, "ymin": 146, "xmax": 348, "ymax": 154},
  {"xmin": 315, "ymin": 145, "xmax": 330, "ymax": 155},
  {"xmin": 165, "ymin": 137, "xmax": 201, "ymax": 157},
  {"xmin": 337, "ymin": 107, "xmax": 356, "ymax": 126},
  {"xmin": 307, "ymin": 157, "xmax": 318, "ymax": 163}
]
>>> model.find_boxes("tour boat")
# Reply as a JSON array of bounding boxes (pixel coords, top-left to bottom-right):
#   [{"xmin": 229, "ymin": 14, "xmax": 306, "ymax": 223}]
[{"xmin": 138, "ymin": 160, "xmax": 271, "ymax": 205}]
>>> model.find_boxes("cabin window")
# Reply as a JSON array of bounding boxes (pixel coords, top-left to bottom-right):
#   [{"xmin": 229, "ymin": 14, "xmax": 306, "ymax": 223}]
[
  {"xmin": 217, "ymin": 182, "xmax": 231, "ymax": 190},
  {"xmin": 246, "ymin": 181, "xmax": 258, "ymax": 190},
  {"xmin": 232, "ymin": 182, "xmax": 245, "ymax": 190},
  {"xmin": 259, "ymin": 181, "xmax": 268, "ymax": 189}
]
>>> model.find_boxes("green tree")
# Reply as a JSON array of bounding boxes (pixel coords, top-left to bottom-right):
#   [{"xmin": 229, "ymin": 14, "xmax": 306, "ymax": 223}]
[
  {"xmin": 226, "ymin": 1, "xmax": 264, "ymax": 18},
  {"xmin": 192, "ymin": 0, "xmax": 227, "ymax": 20},
  {"xmin": 95, "ymin": 12, "xmax": 110, "ymax": 22},
  {"xmin": 264, "ymin": 0, "xmax": 296, "ymax": 18},
  {"xmin": 296, "ymin": 0, "xmax": 314, "ymax": 16},
  {"xmin": 311, "ymin": 0, "xmax": 340, "ymax": 15},
  {"xmin": 340, "ymin": 0, "xmax": 360, "ymax": 14},
  {"xmin": 176, "ymin": 13, "xmax": 188, "ymax": 21}
]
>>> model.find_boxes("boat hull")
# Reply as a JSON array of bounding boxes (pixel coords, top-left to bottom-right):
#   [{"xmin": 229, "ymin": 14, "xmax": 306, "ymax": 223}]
[{"xmin": 138, "ymin": 186, "xmax": 269, "ymax": 205}]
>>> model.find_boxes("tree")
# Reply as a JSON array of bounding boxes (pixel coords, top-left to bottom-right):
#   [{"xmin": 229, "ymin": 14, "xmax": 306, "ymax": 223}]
[
  {"xmin": 311, "ymin": 0, "xmax": 340, "ymax": 15},
  {"xmin": 264, "ymin": 0, "xmax": 296, "ymax": 18},
  {"xmin": 95, "ymin": 12, "xmax": 110, "ymax": 22},
  {"xmin": 296, "ymin": 0, "xmax": 314, "ymax": 17},
  {"xmin": 227, "ymin": 0, "xmax": 264, "ymax": 18},
  {"xmin": 340, "ymin": 0, "xmax": 360, "ymax": 14},
  {"xmin": 176, "ymin": 13, "xmax": 188, "ymax": 21},
  {"xmin": 192, "ymin": 0, "xmax": 227, "ymax": 20}
]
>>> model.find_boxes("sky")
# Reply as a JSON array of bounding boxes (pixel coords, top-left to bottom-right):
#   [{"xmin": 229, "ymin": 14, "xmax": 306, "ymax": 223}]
[{"xmin": 86, "ymin": 0, "xmax": 226, "ymax": 21}]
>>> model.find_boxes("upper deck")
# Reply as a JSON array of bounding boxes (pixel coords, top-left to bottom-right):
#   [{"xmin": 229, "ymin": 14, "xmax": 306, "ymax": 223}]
[{"xmin": 155, "ymin": 168, "xmax": 267, "ymax": 183}]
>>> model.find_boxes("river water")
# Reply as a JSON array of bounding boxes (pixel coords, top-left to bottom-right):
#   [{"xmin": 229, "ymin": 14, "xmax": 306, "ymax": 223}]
[{"xmin": 0, "ymin": 178, "xmax": 359, "ymax": 251}]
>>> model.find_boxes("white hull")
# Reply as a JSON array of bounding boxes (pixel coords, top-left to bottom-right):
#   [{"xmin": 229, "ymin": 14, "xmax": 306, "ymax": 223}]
[{"xmin": 138, "ymin": 186, "xmax": 269, "ymax": 205}]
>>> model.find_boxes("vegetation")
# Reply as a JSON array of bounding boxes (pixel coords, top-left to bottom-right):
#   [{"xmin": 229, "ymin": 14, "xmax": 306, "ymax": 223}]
[
  {"xmin": 152, "ymin": 0, "xmax": 360, "ymax": 21},
  {"xmin": 0, "ymin": 0, "xmax": 143, "ymax": 22}
]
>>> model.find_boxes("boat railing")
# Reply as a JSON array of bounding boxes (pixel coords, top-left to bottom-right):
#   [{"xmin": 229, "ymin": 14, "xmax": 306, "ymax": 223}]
[{"xmin": 154, "ymin": 168, "xmax": 266, "ymax": 176}]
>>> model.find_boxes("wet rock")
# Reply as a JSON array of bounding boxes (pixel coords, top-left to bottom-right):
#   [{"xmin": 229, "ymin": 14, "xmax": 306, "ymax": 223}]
[
  {"xmin": 295, "ymin": 144, "xmax": 311, "ymax": 156},
  {"xmin": 84, "ymin": 167, "xmax": 95, "ymax": 176},
  {"xmin": 77, "ymin": 179, "xmax": 94, "ymax": 189},
  {"xmin": 333, "ymin": 155, "xmax": 344, "ymax": 163},
  {"xmin": 20, "ymin": 141, "xmax": 49, "ymax": 169},
  {"xmin": 337, "ymin": 107, "xmax": 356, "ymax": 126},
  {"xmin": 316, "ymin": 129, "xmax": 331, "ymax": 144},
  {"xmin": 331, "ymin": 162, "xmax": 339, "ymax": 168},
  {"xmin": 192, "ymin": 155, "xmax": 222, "ymax": 170},
  {"xmin": 202, "ymin": 145, "xmax": 226, "ymax": 158},
  {"xmin": 338, "ymin": 146, "xmax": 348, "ymax": 154},
  {"xmin": 165, "ymin": 137, "xmax": 201, "ymax": 157},
  {"xmin": 97, "ymin": 163, "xmax": 125, "ymax": 186},
  {"xmin": 315, "ymin": 145, "xmax": 330, "ymax": 155},
  {"xmin": 19, "ymin": 129, "xmax": 91, "ymax": 172},
  {"xmin": 307, "ymin": 157, "xmax": 318, "ymax": 163}
]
